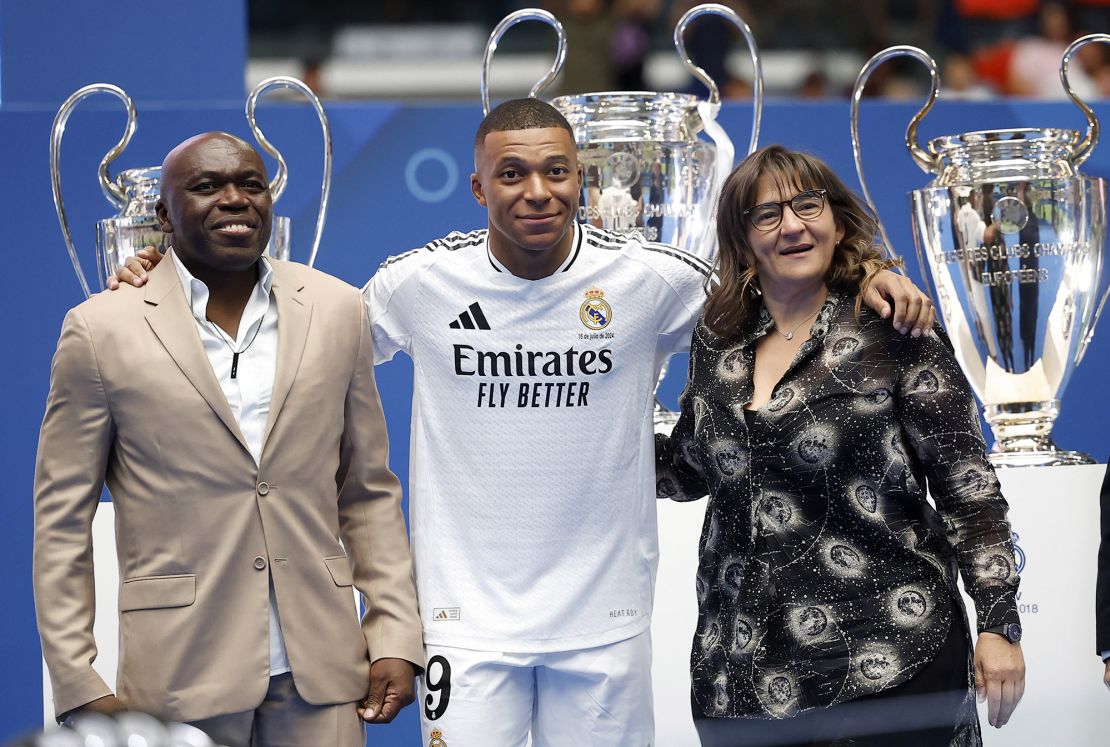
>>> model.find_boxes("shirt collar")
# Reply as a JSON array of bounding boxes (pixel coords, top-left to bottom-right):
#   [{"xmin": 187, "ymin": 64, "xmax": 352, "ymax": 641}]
[
  {"xmin": 168, "ymin": 247, "xmax": 274, "ymax": 331},
  {"xmin": 485, "ymin": 223, "xmax": 582, "ymax": 276},
  {"xmin": 738, "ymin": 289, "xmax": 845, "ymax": 349}
]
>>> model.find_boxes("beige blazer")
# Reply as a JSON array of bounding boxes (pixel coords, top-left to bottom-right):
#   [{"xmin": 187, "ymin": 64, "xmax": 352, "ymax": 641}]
[{"xmin": 33, "ymin": 258, "xmax": 423, "ymax": 722}]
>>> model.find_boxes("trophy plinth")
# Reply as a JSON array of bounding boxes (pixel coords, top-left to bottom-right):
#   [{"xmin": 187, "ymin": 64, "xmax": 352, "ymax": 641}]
[{"xmin": 984, "ymin": 400, "xmax": 1093, "ymax": 466}]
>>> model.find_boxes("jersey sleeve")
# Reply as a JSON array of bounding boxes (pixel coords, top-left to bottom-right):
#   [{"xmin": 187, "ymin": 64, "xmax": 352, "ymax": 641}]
[
  {"xmin": 645, "ymin": 244, "xmax": 711, "ymax": 357},
  {"xmin": 361, "ymin": 251, "xmax": 425, "ymax": 364}
]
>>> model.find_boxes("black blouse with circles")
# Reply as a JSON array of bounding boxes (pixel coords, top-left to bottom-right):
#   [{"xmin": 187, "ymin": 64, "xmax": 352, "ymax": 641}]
[{"xmin": 656, "ymin": 291, "xmax": 1020, "ymax": 725}]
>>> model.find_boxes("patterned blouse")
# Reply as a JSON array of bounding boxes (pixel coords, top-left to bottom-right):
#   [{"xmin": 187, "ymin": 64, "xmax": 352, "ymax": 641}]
[{"xmin": 656, "ymin": 290, "xmax": 1020, "ymax": 726}]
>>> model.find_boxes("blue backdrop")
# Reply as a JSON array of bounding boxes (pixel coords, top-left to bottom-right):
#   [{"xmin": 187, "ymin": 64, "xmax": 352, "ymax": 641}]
[{"xmin": 3, "ymin": 2, "xmax": 1109, "ymax": 744}]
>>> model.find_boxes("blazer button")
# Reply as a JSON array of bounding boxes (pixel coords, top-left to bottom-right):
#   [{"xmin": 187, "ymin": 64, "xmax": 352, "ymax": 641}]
[
  {"xmin": 257, "ymin": 482, "xmax": 270, "ymax": 496},
  {"xmin": 253, "ymin": 556, "xmax": 267, "ymax": 570}
]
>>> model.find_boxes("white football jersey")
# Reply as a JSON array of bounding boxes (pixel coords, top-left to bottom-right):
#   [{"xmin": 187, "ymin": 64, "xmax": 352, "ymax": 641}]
[{"xmin": 364, "ymin": 223, "xmax": 709, "ymax": 652}]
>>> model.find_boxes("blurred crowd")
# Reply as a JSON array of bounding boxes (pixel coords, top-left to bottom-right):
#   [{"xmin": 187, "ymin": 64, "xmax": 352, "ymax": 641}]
[{"xmin": 249, "ymin": 0, "xmax": 1110, "ymax": 99}]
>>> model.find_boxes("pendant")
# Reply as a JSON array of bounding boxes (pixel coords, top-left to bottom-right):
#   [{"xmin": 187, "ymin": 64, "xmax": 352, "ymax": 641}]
[{"xmin": 784, "ymin": 331, "xmax": 794, "ymax": 340}]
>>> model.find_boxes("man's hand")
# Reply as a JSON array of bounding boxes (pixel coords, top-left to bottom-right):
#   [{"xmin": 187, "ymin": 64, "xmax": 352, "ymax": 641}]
[
  {"xmin": 105, "ymin": 247, "xmax": 161, "ymax": 290},
  {"xmin": 1103, "ymin": 658, "xmax": 1110, "ymax": 693},
  {"xmin": 357, "ymin": 657, "xmax": 417, "ymax": 724},
  {"xmin": 862, "ymin": 269, "xmax": 935, "ymax": 337},
  {"xmin": 67, "ymin": 694, "xmax": 127, "ymax": 718},
  {"xmin": 974, "ymin": 633, "xmax": 1025, "ymax": 728}
]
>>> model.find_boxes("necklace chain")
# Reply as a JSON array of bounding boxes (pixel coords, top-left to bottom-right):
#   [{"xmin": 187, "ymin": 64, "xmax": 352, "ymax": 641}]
[
  {"xmin": 773, "ymin": 306, "xmax": 820, "ymax": 341},
  {"xmin": 208, "ymin": 311, "xmax": 266, "ymax": 379}
]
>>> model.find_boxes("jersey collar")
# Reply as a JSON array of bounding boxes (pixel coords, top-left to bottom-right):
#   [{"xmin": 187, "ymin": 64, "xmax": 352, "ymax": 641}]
[{"xmin": 485, "ymin": 223, "xmax": 584, "ymax": 278}]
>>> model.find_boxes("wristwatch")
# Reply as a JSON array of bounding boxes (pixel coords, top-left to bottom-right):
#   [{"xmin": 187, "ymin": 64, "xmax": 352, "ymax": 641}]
[{"xmin": 982, "ymin": 622, "xmax": 1022, "ymax": 644}]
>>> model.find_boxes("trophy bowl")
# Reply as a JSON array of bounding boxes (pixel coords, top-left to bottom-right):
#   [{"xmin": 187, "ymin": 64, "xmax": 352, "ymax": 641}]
[{"xmin": 552, "ymin": 91, "xmax": 718, "ymax": 257}]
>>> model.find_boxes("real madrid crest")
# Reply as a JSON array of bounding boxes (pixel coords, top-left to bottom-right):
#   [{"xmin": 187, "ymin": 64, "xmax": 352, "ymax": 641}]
[
  {"xmin": 429, "ymin": 727, "xmax": 447, "ymax": 747},
  {"xmin": 580, "ymin": 287, "xmax": 612, "ymax": 330}
]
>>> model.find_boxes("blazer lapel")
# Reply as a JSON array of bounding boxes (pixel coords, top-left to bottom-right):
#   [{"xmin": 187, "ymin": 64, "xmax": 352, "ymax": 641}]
[
  {"xmin": 264, "ymin": 263, "xmax": 313, "ymax": 447},
  {"xmin": 143, "ymin": 259, "xmax": 251, "ymax": 455}
]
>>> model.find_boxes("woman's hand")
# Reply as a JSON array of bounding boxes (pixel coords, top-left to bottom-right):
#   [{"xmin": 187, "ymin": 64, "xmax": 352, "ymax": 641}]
[
  {"xmin": 974, "ymin": 632, "xmax": 1026, "ymax": 728},
  {"xmin": 863, "ymin": 270, "xmax": 935, "ymax": 337},
  {"xmin": 105, "ymin": 246, "xmax": 161, "ymax": 290}
]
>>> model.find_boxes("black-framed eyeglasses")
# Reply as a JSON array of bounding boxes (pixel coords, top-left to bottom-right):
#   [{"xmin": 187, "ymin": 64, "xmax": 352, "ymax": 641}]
[{"xmin": 743, "ymin": 189, "xmax": 828, "ymax": 232}]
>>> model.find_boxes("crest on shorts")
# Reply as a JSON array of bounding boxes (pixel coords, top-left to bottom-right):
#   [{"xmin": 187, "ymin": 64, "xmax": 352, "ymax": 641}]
[
  {"xmin": 429, "ymin": 727, "xmax": 447, "ymax": 747},
  {"xmin": 580, "ymin": 287, "xmax": 612, "ymax": 330}
]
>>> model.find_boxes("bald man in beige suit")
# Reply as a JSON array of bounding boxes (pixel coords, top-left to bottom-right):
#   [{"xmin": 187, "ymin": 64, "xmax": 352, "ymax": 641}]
[{"xmin": 33, "ymin": 132, "xmax": 423, "ymax": 746}]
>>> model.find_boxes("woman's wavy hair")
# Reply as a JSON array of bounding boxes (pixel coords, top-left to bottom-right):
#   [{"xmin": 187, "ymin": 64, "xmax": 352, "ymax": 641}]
[{"xmin": 703, "ymin": 145, "xmax": 898, "ymax": 340}]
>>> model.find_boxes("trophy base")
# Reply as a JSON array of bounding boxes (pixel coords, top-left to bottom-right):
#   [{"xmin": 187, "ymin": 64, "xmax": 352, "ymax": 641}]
[
  {"xmin": 987, "ymin": 447, "xmax": 1094, "ymax": 469},
  {"xmin": 983, "ymin": 400, "xmax": 1092, "ymax": 467}
]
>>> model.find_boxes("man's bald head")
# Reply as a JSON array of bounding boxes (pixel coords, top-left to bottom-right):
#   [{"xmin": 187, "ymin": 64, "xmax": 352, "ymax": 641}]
[
  {"xmin": 160, "ymin": 132, "xmax": 265, "ymax": 197},
  {"xmin": 155, "ymin": 131, "xmax": 273, "ymax": 276}
]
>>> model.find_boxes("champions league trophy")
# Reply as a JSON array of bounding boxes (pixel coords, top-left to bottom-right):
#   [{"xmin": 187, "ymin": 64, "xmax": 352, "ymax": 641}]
[
  {"xmin": 51, "ymin": 77, "xmax": 333, "ymax": 298},
  {"xmin": 481, "ymin": 5, "xmax": 764, "ymax": 427},
  {"xmin": 851, "ymin": 34, "xmax": 1110, "ymax": 466}
]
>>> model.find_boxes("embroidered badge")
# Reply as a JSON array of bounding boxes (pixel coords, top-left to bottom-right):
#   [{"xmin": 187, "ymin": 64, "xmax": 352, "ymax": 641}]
[{"xmin": 579, "ymin": 288, "xmax": 612, "ymax": 330}]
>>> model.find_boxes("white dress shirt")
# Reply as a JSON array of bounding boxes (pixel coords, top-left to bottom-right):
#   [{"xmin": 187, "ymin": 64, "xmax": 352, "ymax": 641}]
[{"xmin": 170, "ymin": 249, "xmax": 290, "ymax": 676}]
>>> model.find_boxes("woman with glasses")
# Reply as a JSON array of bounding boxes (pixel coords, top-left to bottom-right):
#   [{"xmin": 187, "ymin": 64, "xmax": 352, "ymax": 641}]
[{"xmin": 657, "ymin": 145, "xmax": 1025, "ymax": 746}]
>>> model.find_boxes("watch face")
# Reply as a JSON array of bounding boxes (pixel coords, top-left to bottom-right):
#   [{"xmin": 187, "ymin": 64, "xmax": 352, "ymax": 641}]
[{"xmin": 1007, "ymin": 623, "xmax": 1022, "ymax": 643}]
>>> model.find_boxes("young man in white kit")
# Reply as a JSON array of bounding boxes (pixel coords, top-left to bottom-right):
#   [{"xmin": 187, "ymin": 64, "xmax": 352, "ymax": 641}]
[
  {"xmin": 116, "ymin": 99, "xmax": 933, "ymax": 745},
  {"xmin": 363, "ymin": 99, "xmax": 934, "ymax": 745}
]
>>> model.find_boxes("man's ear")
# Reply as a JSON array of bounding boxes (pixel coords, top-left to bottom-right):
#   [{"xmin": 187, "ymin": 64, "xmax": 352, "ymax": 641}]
[
  {"xmin": 155, "ymin": 201, "xmax": 173, "ymax": 234},
  {"xmin": 471, "ymin": 173, "xmax": 487, "ymax": 208}
]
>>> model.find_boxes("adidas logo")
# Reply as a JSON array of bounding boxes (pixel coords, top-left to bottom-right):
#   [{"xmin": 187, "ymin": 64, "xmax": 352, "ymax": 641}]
[
  {"xmin": 449, "ymin": 302, "xmax": 490, "ymax": 330},
  {"xmin": 432, "ymin": 607, "xmax": 461, "ymax": 621}
]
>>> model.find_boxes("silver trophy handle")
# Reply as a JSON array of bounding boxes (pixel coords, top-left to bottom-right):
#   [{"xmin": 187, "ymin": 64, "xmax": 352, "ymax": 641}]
[
  {"xmin": 1061, "ymin": 33, "xmax": 1108, "ymax": 167},
  {"xmin": 481, "ymin": 8, "xmax": 567, "ymax": 116},
  {"xmin": 850, "ymin": 45, "xmax": 940, "ymax": 261},
  {"xmin": 674, "ymin": 2, "xmax": 763, "ymax": 157},
  {"xmin": 50, "ymin": 83, "xmax": 137, "ymax": 298},
  {"xmin": 245, "ymin": 76, "xmax": 333, "ymax": 268}
]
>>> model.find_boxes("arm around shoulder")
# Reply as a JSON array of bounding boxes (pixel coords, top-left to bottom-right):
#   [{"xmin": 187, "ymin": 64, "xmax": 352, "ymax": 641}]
[{"xmin": 655, "ymin": 335, "xmax": 711, "ymax": 503}]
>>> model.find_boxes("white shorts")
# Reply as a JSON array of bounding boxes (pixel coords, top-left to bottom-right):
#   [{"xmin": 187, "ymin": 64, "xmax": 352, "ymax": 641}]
[{"xmin": 419, "ymin": 630, "xmax": 654, "ymax": 747}]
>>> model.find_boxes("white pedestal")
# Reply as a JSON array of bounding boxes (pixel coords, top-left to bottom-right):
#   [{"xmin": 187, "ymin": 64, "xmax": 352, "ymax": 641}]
[{"xmin": 651, "ymin": 464, "xmax": 1110, "ymax": 746}]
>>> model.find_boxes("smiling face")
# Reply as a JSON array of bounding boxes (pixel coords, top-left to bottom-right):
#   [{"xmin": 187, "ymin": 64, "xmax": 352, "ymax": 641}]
[
  {"xmin": 471, "ymin": 127, "xmax": 582, "ymax": 264},
  {"xmin": 156, "ymin": 133, "xmax": 272, "ymax": 276},
  {"xmin": 745, "ymin": 174, "xmax": 844, "ymax": 297}
]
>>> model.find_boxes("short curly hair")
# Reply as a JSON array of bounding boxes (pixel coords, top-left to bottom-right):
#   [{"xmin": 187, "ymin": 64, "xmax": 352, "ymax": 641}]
[{"xmin": 474, "ymin": 98, "xmax": 574, "ymax": 149}]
